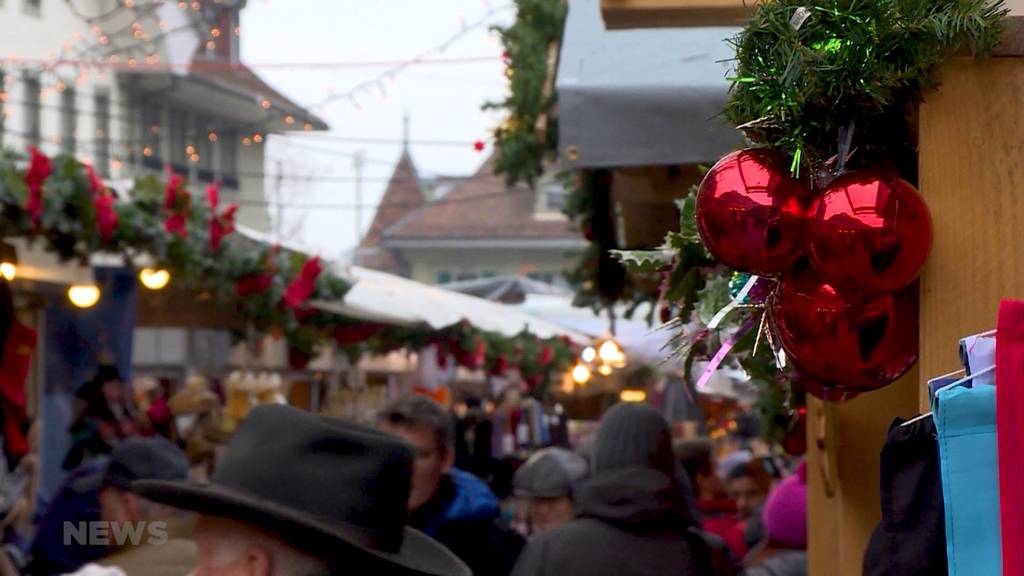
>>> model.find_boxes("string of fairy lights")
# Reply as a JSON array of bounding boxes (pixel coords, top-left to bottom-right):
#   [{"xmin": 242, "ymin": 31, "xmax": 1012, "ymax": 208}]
[{"xmin": 0, "ymin": 0, "xmax": 510, "ymax": 175}]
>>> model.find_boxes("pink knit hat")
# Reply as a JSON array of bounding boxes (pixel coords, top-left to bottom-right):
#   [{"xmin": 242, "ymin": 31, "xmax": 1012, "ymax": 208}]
[{"xmin": 762, "ymin": 461, "xmax": 808, "ymax": 549}]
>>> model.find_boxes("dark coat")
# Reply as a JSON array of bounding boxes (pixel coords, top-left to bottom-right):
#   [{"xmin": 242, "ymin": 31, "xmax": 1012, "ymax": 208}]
[
  {"xmin": 512, "ymin": 467, "xmax": 727, "ymax": 576},
  {"xmin": 743, "ymin": 550, "xmax": 807, "ymax": 576},
  {"xmin": 410, "ymin": 469, "xmax": 524, "ymax": 576}
]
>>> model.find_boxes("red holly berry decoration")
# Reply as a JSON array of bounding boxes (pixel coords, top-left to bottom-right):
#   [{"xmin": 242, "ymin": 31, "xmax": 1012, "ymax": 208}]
[
  {"xmin": 473, "ymin": 140, "xmax": 486, "ymax": 153},
  {"xmin": 771, "ymin": 271, "xmax": 918, "ymax": 392},
  {"xmin": 808, "ymin": 170, "xmax": 932, "ymax": 294},
  {"xmin": 696, "ymin": 149, "xmax": 810, "ymax": 276}
]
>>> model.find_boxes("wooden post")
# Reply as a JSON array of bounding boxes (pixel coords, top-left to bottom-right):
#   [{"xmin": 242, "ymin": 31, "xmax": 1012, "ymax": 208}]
[{"xmin": 807, "ymin": 22, "xmax": 1024, "ymax": 574}]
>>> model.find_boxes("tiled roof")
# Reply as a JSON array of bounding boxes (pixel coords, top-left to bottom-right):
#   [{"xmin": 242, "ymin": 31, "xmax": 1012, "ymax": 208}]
[
  {"xmin": 382, "ymin": 155, "xmax": 578, "ymax": 241},
  {"xmin": 358, "ymin": 151, "xmax": 425, "ymax": 249}
]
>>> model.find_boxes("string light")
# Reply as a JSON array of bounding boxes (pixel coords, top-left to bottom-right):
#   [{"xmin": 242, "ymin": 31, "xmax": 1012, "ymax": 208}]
[
  {"xmin": 99, "ymin": 35, "xmax": 109, "ymax": 45},
  {"xmin": 127, "ymin": 57, "xmax": 138, "ymax": 68},
  {"xmin": 208, "ymin": 131, "xmax": 218, "ymax": 142},
  {"xmin": 111, "ymin": 159, "xmax": 122, "ymax": 170},
  {"xmin": 252, "ymin": 133, "xmax": 263, "ymax": 144},
  {"xmin": 185, "ymin": 145, "xmax": 196, "ymax": 155},
  {"xmin": 123, "ymin": 0, "xmax": 135, "ymax": 7},
  {"xmin": 189, "ymin": 153, "xmax": 200, "ymax": 163},
  {"xmin": 284, "ymin": 115, "xmax": 295, "ymax": 125},
  {"xmin": 211, "ymin": 28, "xmax": 221, "ymax": 38},
  {"xmin": 178, "ymin": 1, "xmax": 187, "ymax": 10},
  {"xmin": 191, "ymin": 1, "xmax": 200, "ymax": 11},
  {"xmin": 142, "ymin": 146, "xmax": 153, "ymax": 157},
  {"xmin": 260, "ymin": 98, "xmax": 271, "ymax": 110},
  {"xmin": 206, "ymin": 40, "xmax": 216, "ymax": 50},
  {"xmin": 234, "ymin": 26, "xmax": 241, "ymax": 36},
  {"xmin": 303, "ymin": 123, "xmax": 313, "ymax": 131},
  {"xmin": 56, "ymin": 82, "xmax": 66, "ymax": 92},
  {"xmin": 242, "ymin": 137, "xmax": 252, "ymax": 146}
]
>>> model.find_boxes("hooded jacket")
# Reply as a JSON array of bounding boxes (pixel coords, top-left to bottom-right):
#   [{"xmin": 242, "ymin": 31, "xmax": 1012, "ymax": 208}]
[
  {"xmin": 512, "ymin": 404, "xmax": 731, "ymax": 576},
  {"xmin": 410, "ymin": 468, "xmax": 523, "ymax": 576},
  {"xmin": 511, "ymin": 467, "xmax": 707, "ymax": 576}
]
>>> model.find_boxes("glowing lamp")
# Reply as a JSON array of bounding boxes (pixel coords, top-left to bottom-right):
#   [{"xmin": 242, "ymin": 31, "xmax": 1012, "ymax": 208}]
[
  {"xmin": 68, "ymin": 284, "xmax": 101, "ymax": 308},
  {"xmin": 620, "ymin": 389, "xmax": 647, "ymax": 403},
  {"xmin": 139, "ymin": 268, "xmax": 170, "ymax": 290},
  {"xmin": 581, "ymin": 346, "xmax": 596, "ymax": 363},
  {"xmin": 571, "ymin": 363, "xmax": 592, "ymax": 385}
]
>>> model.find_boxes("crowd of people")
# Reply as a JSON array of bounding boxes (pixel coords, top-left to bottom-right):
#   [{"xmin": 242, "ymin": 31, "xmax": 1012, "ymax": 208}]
[{"xmin": 1, "ymin": 365, "xmax": 806, "ymax": 575}]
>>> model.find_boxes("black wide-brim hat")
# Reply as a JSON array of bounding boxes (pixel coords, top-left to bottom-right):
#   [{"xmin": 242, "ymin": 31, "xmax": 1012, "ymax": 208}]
[{"xmin": 135, "ymin": 404, "xmax": 469, "ymax": 576}]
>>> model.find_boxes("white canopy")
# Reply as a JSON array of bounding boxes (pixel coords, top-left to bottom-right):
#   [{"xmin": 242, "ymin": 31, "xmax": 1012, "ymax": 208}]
[
  {"xmin": 315, "ymin": 265, "xmax": 589, "ymax": 343},
  {"xmin": 233, "ymin": 225, "xmax": 587, "ymax": 343}
]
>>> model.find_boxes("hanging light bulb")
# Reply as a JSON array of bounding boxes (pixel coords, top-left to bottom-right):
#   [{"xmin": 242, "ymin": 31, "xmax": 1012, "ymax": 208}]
[
  {"xmin": 598, "ymin": 338, "xmax": 627, "ymax": 368},
  {"xmin": 68, "ymin": 284, "xmax": 101, "ymax": 308},
  {"xmin": 571, "ymin": 362, "xmax": 591, "ymax": 385},
  {"xmin": 581, "ymin": 346, "xmax": 596, "ymax": 363},
  {"xmin": 619, "ymin": 389, "xmax": 647, "ymax": 403},
  {"xmin": 0, "ymin": 242, "xmax": 18, "ymax": 282},
  {"xmin": 597, "ymin": 364, "xmax": 613, "ymax": 376},
  {"xmin": 139, "ymin": 268, "xmax": 170, "ymax": 290}
]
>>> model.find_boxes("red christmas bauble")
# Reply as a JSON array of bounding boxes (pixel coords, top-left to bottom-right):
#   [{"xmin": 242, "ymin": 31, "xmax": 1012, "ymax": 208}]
[
  {"xmin": 796, "ymin": 378, "xmax": 862, "ymax": 403},
  {"xmin": 696, "ymin": 149, "xmax": 810, "ymax": 275},
  {"xmin": 771, "ymin": 273, "xmax": 918, "ymax": 391},
  {"xmin": 809, "ymin": 171, "xmax": 932, "ymax": 294}
]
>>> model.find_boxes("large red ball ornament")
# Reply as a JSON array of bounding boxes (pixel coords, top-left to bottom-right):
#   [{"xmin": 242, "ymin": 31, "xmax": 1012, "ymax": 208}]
[
  {"xmin": 696, "ymin": 149, "xmax": 810, "ymax": 276},
  {"xmin": 809, "ymin": 171, "xmax": 932, "ymax": 294},
  {"xmin": 771, "ymin": 273, "xmax": 918, "ymax": 392}
]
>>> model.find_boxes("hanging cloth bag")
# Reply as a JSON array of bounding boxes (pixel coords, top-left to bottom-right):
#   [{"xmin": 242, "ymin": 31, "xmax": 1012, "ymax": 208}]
[{"xmin": 936, "ymin": 383, "xmax": 1001, "ymax": 575}]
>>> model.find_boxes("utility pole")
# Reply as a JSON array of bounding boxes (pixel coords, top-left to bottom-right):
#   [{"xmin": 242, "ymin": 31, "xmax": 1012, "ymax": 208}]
[
  {"xmin": 354, "ymin": 150, "xmax": 366, "ymax": 239},
  {"xmin": 274, "ymin": 159, "xmax": 284, "ymax": 243}
]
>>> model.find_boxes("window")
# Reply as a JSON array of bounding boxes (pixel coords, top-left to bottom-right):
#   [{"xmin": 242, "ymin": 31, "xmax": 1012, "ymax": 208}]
[
  {"xmin": 482, "ymin": 271, "xmax": 497, "ymax": 278},
  {"xmin": 436, "ymin": 271, "xmax": 452, "ymax": 285},
  {"xmin": 94, "ymin": 92, "xmax": 110, "ymax": 177},
  {"xmin": 169, "ymin": 108, "xmax": 186, "ymax": 166},
  {"xmin": 195, "ymin": 118, "xmax": 213, "ymax": 177},
  {"xmin": 141, "ymin": 101, "xmax": 161, "ymax": 167},
  {"xmin": 23, "ymin": 75, "xmax": 40, "ymax": 147},
  {"xmin": 541, "ymin": 181, "xmax": 567, "ymax": 213},
  {"xmin": 528, "ymin": 271, "xmax": 556, "ymax": 285},
  {"xmin": 221, "ymin": 129, "xmax": 238, "ymax": 185},
  {"xmin": 455, "ymin": 272, "xmax": 478, "ymax": 282},
  {"xmin": 23, "ymin": 0, "xmax": 40, "ymax": 16},
  {"xmin": 60, "ymin": 87, "xmax": 76, "ymax": 154}
]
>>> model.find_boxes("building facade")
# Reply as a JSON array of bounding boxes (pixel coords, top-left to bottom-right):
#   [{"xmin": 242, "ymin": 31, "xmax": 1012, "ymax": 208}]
[{"xmin": 356, "ymin": 149, "xmax": 585, "ymax": 286}]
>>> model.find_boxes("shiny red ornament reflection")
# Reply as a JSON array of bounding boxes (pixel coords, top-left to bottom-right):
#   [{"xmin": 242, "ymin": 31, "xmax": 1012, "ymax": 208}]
[
  {"xmin": 809, "ymin": 171, "xmax": 932, "ymax": 294},
  {"xmin": 796, "ymin": 378, "xmax": 862, "ymax": 403},
  {"xmin": 771, "ymin": 273, "xmax": 918, "ymax": 392},
  {"xmin": 696, "ymin": 149, "xmax": 809, "ymax": 276}
]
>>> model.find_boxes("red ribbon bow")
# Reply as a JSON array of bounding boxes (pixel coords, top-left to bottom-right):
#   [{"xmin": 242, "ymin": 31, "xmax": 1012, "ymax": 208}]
[
  {"xmin": 283, "ymin": 257, "xmax": 323, "ymax": 310},
  {"xmin": 86, "ymin": 164, "xmax": 118, "ymax": 243},
  {"xmin": 164, "ymin": 167, "xmax": 190, "ymax": 238},
  {"xmin": 206, "ymin": 182, "xmax": 238, "ymax": 250},
  {"xmin": 24, "ymin": 147, "xmax": 52, "ymax": 229}
]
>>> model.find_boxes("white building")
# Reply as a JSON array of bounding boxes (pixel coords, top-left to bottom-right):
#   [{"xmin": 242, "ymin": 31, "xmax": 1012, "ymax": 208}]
[{"xmin": 0, "ymin": 0, "xmax": 324, "ymax": 231}]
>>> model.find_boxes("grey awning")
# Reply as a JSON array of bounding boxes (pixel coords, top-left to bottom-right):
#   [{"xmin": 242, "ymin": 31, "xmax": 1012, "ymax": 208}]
[{"xmin": 557, "ymin": 0, "xmax": 744, "ymax": 168}]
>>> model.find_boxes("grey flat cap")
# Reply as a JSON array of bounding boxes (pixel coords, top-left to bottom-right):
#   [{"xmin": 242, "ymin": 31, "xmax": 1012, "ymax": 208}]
[{"xmin": 514, "ymin": 448, "xmax": 589, "ymax": 498}]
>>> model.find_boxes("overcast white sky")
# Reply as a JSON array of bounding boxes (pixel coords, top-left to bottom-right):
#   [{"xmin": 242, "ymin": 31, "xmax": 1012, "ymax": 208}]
[{"xmin": 240, "ymin": 0, "xmax": 513, "ymax": 259}]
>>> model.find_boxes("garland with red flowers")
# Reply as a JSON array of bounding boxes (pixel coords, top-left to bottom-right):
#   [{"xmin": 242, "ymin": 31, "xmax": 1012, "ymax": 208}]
[{"xmin": 0, "ymin": 148, "xmax": 582, "ymax": 381}]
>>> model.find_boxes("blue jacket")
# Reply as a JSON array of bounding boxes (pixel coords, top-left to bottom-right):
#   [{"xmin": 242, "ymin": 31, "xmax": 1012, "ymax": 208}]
[{"xmin": 411, "ymin": 468, "xmax": 522, "ymax": 576}]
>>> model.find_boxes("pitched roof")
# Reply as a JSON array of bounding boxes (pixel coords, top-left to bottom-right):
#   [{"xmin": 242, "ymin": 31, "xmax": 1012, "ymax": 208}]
[
  {"xmin": 188, "ymin": 59, "xmax": 329, "ymax": 130},
  {"xmin": 382, "ymin": 155, "xmax": 578, "ymax": 241},
  {"xmin": 358, "ymin": 151, "xmax": 425, "ymax": 249}
]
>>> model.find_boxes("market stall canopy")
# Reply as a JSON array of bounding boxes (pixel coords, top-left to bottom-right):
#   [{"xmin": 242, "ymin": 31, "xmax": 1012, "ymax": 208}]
[
  {"xmin": 317, "ymin": 266, "xmax": 590, "ymax": 343},
  {"xmin": 557, "ymin": 0, "xmax": 743, "ymax": 168},
  {"xmin": 440, "ymin": 274, "xmax": 572, "ymax": 303},
  {"xmin": 232, "ymin": 226, "xmax": 587, "ymax": 342}
]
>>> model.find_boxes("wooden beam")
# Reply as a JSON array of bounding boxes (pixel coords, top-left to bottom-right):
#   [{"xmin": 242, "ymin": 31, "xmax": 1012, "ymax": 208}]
[{"xmin": 601, "ymin": 0, "xmax": 753, "ymax": 29}]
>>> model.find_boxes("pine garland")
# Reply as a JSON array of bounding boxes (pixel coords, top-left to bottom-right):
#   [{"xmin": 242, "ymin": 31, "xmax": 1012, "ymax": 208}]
[
  {"xmin": 485, "ymin": 0, "xmax": 566, "ymax": 185},
  {"xmin": 726, "ymin": 0, "xmax": 1007, "ymax": 176},
  {"xmin": 0, "ymin": 147, "xmax": 580, "ymax": 382}
]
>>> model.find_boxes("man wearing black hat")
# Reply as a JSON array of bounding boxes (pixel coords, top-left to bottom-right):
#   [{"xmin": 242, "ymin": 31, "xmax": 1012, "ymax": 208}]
[
  {"xmin": 134, "ymin": 404, "xmax": 470, "ymax": 576},
  {"xmin": 94, "ymin": 436, "xmax": 194, "ymax": 575}
]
